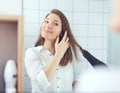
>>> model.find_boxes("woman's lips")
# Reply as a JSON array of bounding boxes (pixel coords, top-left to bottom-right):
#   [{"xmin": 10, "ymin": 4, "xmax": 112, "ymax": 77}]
[{"xmin": 44, "ymin": 29, "xmax": 52, "ymax": 33}]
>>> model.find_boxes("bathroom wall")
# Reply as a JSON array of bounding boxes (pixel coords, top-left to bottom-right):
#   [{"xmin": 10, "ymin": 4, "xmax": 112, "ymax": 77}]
[{"xmin": 23, "ymin": 0, "xmax": 110, "ymax": 92}]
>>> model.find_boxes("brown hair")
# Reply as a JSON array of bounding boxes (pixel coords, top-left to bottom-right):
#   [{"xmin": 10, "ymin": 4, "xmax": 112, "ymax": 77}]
[{"xmin": 35, "ymin": 9, "xmax": 83, "ymax": 66}]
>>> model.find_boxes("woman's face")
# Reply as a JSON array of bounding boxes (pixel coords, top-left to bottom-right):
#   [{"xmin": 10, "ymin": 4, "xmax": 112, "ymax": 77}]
[{"xmin": 41, "ymin": 13, "xmax": 62, "ymax": 41}]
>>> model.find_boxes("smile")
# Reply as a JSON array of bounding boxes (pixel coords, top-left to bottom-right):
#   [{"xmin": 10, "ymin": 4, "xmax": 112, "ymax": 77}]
[{"xmin": 44, "ymin": 29, "xmax": 52, "ymax": 33}]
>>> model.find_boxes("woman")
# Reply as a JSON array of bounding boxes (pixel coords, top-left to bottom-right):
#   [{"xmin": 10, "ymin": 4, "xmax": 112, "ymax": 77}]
[
  {"xmin": 25, "ymin": 9, "xmax": 93, "ymax": 93},
  {"xmin": 109, "ymin": 0, "xmax": 120, "ymax": 32}
]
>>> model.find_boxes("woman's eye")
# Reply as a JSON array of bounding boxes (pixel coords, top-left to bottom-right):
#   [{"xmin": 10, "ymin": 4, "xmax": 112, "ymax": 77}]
[
  {"xmin": 45, "ymin": 20, "xmax": 49, "ymax": 23},
  {"xmin": 54, "ymin": 23, "xmax": 58, "ymax": 26}
]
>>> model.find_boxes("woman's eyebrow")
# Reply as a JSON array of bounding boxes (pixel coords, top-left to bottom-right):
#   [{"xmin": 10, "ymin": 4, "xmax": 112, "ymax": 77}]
[
  {"xmin": 45, "ymin": 18, "xmax": 60, "ymax": 23},
  {"xmin": 54, "ymin": 20, "xmax": 60, "ymax": 23}
]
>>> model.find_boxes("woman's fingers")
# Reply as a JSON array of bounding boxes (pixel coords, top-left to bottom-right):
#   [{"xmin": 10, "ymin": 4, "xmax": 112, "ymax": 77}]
[
  {"xmin": 66, "ymin": 37, "xmax": 69, "ymax": 43},
  {"xmin": 61, "ymin": 31, "xmax": 70, "ymax": 48},
  {"xmin": 62, "ymin": 31, "xmax": 67, "ymax": 42},
  {"xmin": 55, "ymin": 36, "xmax": 59, "ymax": 45},
  {"xmin": 55, "ymin": 32, "xmax": 70, "ymax": 57}
]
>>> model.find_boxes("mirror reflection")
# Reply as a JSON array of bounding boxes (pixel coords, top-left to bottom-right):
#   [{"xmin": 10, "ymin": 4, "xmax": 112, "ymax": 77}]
[{"xmin": 23, "ymin": 0, "xmax": 120, "ymax": 92}]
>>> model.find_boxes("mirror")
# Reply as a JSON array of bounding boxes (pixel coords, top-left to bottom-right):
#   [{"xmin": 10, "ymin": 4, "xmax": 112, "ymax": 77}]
[{"xmin": 23, "ymin": 0, "xmax": 120, "ymax": 92}]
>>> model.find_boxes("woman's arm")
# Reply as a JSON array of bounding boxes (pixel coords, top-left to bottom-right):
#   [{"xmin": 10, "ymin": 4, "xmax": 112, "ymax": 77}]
[
  {"xmin": 25, "ymin": 48, "xmax": 51, "ymax": 90},
  {"xmin": 44, "ymin": 31, "xmax": 70, "ymax": 82}
]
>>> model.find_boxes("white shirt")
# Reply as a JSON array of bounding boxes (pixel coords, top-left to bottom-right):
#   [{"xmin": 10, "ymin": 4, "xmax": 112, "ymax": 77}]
[{"xmin": 25, "ymin": 46, "xmax": 94, "ymax": 93}]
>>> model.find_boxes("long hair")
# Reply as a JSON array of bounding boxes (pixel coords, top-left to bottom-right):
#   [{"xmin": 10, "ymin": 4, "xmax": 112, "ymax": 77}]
[{"xmin": 35, "ymin": 9, "xmax": 83, "ymax": 66}]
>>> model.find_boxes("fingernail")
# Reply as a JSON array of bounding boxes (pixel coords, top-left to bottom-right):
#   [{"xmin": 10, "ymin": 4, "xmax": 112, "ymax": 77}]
[{"xmin": 65, "ymin": 31, "xmax": 67, "ymax": 34}]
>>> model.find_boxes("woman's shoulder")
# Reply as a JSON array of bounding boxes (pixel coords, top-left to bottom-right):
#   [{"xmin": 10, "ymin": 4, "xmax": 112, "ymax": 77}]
[{"xmin": 25, "ymin": 45, "xmax": 44, "ymax": 54}]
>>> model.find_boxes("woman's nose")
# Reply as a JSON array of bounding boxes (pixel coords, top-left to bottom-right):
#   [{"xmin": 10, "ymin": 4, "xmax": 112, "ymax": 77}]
[{"xmin": 47, "ymin": 22, "xmax": 53, "ymax": 29}]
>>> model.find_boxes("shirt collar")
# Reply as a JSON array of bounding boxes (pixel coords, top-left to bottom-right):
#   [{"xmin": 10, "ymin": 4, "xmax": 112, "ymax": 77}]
[{"xmin": 36, "ymin": 45, "xmax": 44, "ymax": 52}]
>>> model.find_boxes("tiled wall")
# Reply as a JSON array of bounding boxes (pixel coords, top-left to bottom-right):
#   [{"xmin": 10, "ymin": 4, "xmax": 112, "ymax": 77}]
[{"xmin": 23, "ymin": 0, "xmax": 110, "ymax": 92}]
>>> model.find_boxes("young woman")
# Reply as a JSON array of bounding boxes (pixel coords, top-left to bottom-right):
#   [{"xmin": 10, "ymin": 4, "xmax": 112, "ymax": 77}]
[{"xmin": 25, "ymin": 9, "xmax": 93, "ymax": 93}]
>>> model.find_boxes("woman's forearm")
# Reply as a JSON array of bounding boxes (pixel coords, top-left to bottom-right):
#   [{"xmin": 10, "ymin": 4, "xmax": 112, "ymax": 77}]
[
  {"xmin": 44, "ymin": 31, "xmax": 70, "ymax": 82},
  {"xmin": 44, "ymin": 53, "xmax": 61, "ymax": 82}
]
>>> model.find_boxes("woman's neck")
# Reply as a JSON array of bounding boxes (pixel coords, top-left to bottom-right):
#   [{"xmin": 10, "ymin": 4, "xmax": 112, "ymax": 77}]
[{"xmin": 43, "ymin": 40, "xmax": 55, "ymax": 55}]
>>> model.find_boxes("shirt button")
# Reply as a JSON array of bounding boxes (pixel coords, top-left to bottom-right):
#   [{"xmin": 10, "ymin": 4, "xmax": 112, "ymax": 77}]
[
  {"xmin": 57, "ymin": 86, "xmax": 59, "ymax": 88},
  {"xmin": 58, "ymin": 77, "xmax": 60, "ymax": 79}
]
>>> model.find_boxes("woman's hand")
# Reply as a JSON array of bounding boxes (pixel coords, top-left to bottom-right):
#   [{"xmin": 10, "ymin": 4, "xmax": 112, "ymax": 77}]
[{"xmin": 55, "ymin": 31, "xmax": 70, "ymax": 60}]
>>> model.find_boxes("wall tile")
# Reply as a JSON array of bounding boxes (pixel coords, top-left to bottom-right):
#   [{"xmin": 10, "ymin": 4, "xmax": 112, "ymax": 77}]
[
  {"xmin": 89, "ymin": 0, "xmax": 104, "ymax": 13},
  {"xmin": 76, "ymin": 37, "xmax": 88, "ymax": 48},
  {"xmin": 88, "ymin": 37, "xmax": 103, "ymax": 49},
  {"xmin": 104, "ymin": 13, "xmax": 111, "ymax": 25},
  {"xmin": 39, "ymin": 0, "xmax": 56, "ymax": 10},
  {"xmin": 104, "ymin": 0, "xmax": 111, "ymax": 13},
  {"xmin": 73, "ymin": 12, "xmax": 88, "ymax": 24},
  {"xmin": 56, "ymin": 0, "xmax": 72, "ymax": 11},
  {"xmin": 24, "ymin": 36, "xmax": 38, "ymax": 50},
  {"xmin": 24, "ymin": 23, "xmax": 40, "ymax": 36},
  {"xmin": 24, "ymin": 10, "xmax": 39, "ymax": 23},
  {"xmin": 89, "ymin": 13, "xmax": 103, "ymax": 25},
  {"xmin": 88, "ymin": 25, "xmax": 103, "ymax": 37},
  {"xmin": 73, "ymin": 0, "xmax": 88, "ymax": 12},
  {"xmin": 104, "ymin": 25, "xmax": 109, "ymax": 37},
  {"xmin": 72, "ymin": 25, "xmax": 88, "ymax": 37},
  {"xmin": 23, "ymin": 0, "xmax": 39, "ymax": 10}
]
